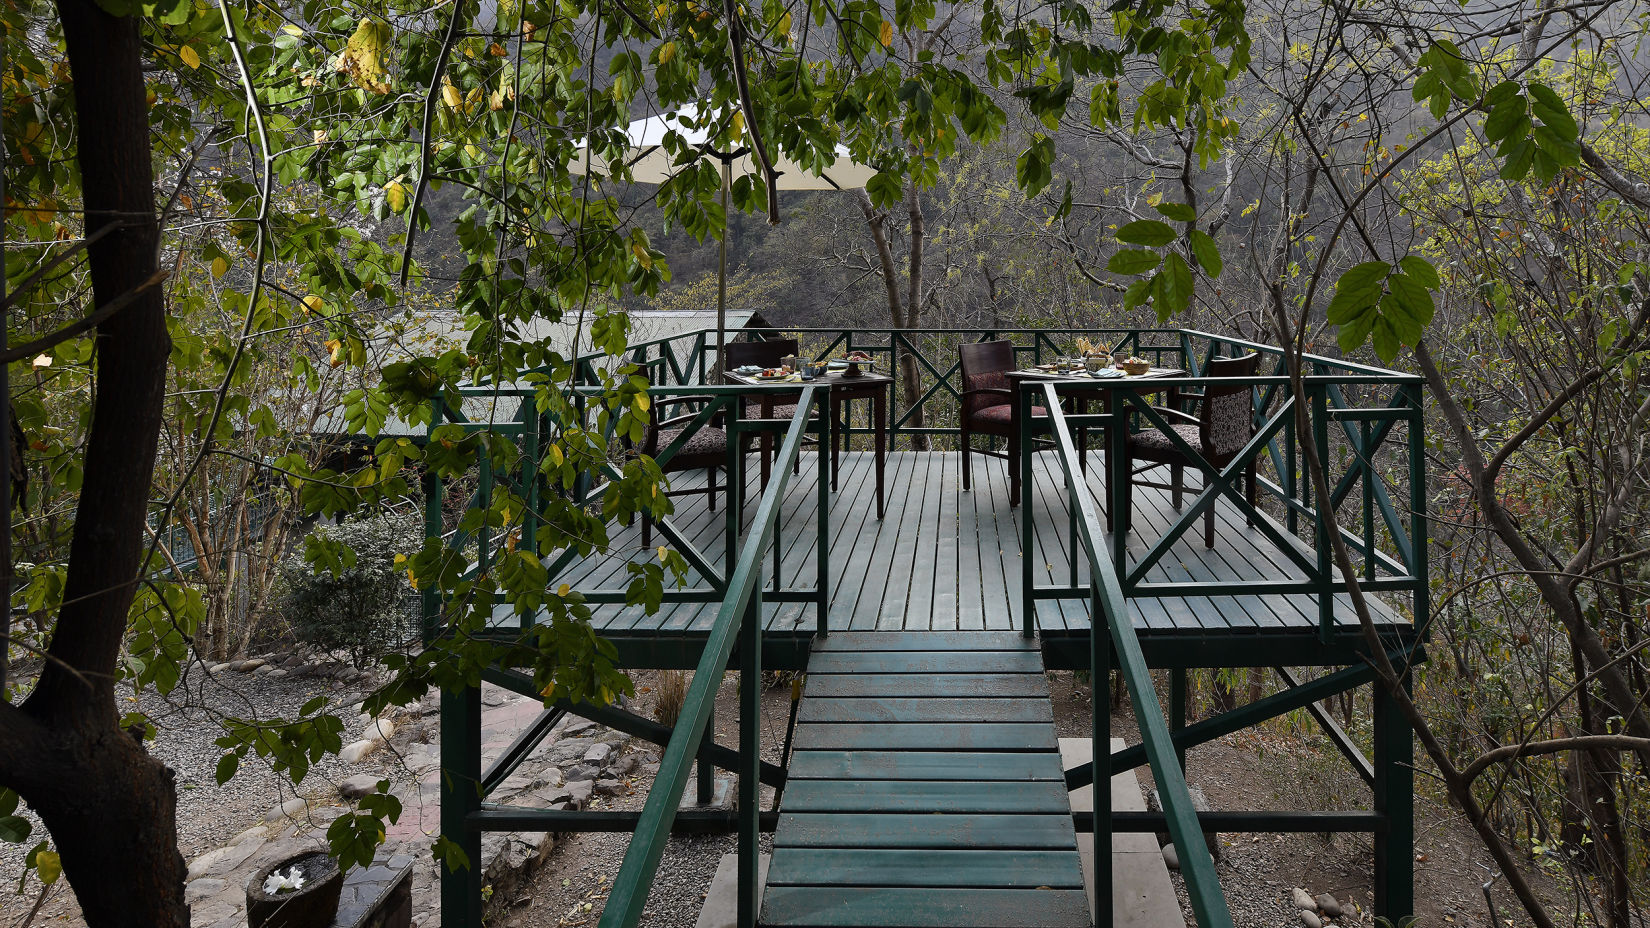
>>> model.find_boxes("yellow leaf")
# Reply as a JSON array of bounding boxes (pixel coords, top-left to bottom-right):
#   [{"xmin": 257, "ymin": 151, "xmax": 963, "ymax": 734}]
[
  {"xmin": 657, "ymin": 41, "xmax": 676, "ymax": 64},
  {"xmin": 282, "ymin": 24, "xmax": 304, "ymax": 36},
  {"xmin": 556, "ymin": 583, "xmax": 571, "ymax": 597},
  {"xmin": 303, "ymin": 294, "xmax": 324, "ymax": 315},
  {"xmin": 635, "ymin": 393, "xmax": 651, "ymax": 412},
  {"xmin": 549, "ymin": 445, "xmax": 564, "ymax": 466},
  {"xmin": 442, "ymin": 78, "xmax": 462, "ymax": 109},
  {"xmin": 179, "ymin": 45, "xmax": 200, "ymax": 69},
  {"xmin": 730, "ymin": 110, "xmax": 745, "ymax": 138},
  {"xmin": 656, "ymin": 546, "xmax": 668, "ymax": 562},
  {"xmin": 35, "ymin": 850, "xmax": 60, "ymax": 885},
  {"xmin": 341, "ymin": 19, "xmax": 392, "ymax": 93},
  {"xmin": 879, "ymin": 19, "xmax": 893, "ymax": 47},
  {"xmin": 210, "ymin": 257, "xmax": 229, "ymax": 278},
  {"xmin": 778, "ymin": 12, "xmax": 792, "ymax": 35},
  {"xmin": 325, "ymin": 338, "xmax": 344, "ymax": 367},
  {"xmin": 385, "ymin": 180, "xmax": 407, "ymax": 213}
]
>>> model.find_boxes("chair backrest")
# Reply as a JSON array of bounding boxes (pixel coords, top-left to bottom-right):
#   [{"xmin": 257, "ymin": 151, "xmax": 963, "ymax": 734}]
[
  {"xmin": 1199, "ymin": 353, "xmax": 1261, "ymax": 457},
  {"xmin": 959, "ymin": 340, "xmax": 1016, "ymax": 415},
  {"xmin": 724, "ymin": 338, "xmax": 798, "ymax": 371}
]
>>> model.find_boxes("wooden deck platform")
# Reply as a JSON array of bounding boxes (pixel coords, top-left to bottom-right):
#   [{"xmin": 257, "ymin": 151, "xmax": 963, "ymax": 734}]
[
  {"xmin": 763, "ymin": 631, "xmax": 1091, "ymax": 928},
  {"xmin": 504, "ymin": 450, "xmax": 1414, "ymax": 664}
]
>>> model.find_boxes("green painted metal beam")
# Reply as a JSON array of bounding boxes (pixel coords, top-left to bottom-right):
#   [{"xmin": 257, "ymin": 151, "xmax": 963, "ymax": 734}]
[
  {"xmin": 597, "ymin": 387, "xmax": 821, "ymax": 928},
  {"xmin": 1041, "ymin": 386, "xmax": 1232, "ymax": 928}
]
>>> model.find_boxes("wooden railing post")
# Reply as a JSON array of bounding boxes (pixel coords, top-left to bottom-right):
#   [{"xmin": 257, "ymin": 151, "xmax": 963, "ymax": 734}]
[
  {"xmin": 737, "ymin": 588, "xmax": 762, "ymax": 928},
  {"xmin": 1092, "ymin": 583, "xmax": 1112, "ymax": 928},
  {"xmin": 1020, "ymin": 382, "xmax": 1035, "ymax": 637},
  {"xmin": 422, "ymin": 394, "xmax": 445, "ymax": 646},
  {"xmin": 1311, "ymin": 377, "xmax": 1332, "ymax": 641}
]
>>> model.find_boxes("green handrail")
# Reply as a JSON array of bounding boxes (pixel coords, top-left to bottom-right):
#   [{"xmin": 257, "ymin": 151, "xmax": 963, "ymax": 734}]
[
  {"xmin": 1038, "ymin": 381, "xmax": 1235, "ymax": 928},
  {"xmin": 598, "ymin": 386, "xmax": 823, "ymax": 928}
]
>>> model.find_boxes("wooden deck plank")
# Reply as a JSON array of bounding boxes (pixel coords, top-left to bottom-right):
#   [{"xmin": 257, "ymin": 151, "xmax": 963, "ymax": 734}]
[
  {"xmin": 796, "ymin": 696, "xmax": 1053, "ymax": 724},
  {"xmin": 765, "ymin": 849, "xmax": 1085, "ymax": 889},
  {"xmin": 786, "ymin": 750, "xmax": 1066, "ymax": 781},
  {"xmin": 798, "ymin": 672, "xmax": 1050, "ymax": 699},
  {"xmin": 774, "ymin": 813, "xmax": 1078, "ymax": 849},
  {"xmin": 760, "ymin": 886, "xmax": 1093, "ymax": 928},
  {"xmin": 793, "ymin": 721, "xmax": 1057, "ymax": 752},
  {"xmin": 780, "ymin": 779, "xmax": 1071, "ymax": 814},
  {"xmin": 804, "ymin": 649, "xmax": 1044, "ymax": 675},
  {"xmin": 812, "ymin": 630, "xmax": 1032, "ymax": 651}
]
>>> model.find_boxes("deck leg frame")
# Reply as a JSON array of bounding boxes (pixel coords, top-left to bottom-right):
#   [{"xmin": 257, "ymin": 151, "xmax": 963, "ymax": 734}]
[
  {"xmin": 1374, "ymin": 670, "xmax": 1415, "ymax": 921},
  {"xmin": 737, "ymin": 592, "xmax": 762, "ymax": 928},
  {"xmin": 441, "ymin": 684, "xmax": 483, "ymax": 928}
]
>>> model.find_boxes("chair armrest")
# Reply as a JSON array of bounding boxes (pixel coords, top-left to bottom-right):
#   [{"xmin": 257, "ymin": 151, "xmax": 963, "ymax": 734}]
[
  {"xmin": 961, "ymin": 387, "xmax": 1013, "ymax": 399},
  {"xmin": 1141, "ymin": 406, "xmax": 1199, "ymax": 427}
]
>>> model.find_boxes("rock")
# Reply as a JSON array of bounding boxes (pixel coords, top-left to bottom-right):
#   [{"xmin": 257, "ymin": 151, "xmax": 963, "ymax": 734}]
[
  {"xmin": 562, "ymin": 718, "xmax": 597, "ymax": 736},
  {"xmin": 1292, "ymin": 888, "xmax": 1317, "ymax": 911},
  {"xmin": 184, "ymin": 877, "xmax": 228, "ymax": 904},
  {"xmin": 253, "ymin": 663, "xmax": 275, "ymax": 676},
  {"xmin": 565, "ymin": 764, "xmax": 599, "ymax": 782},
  {"xmin": 225, "ymin": 660, "xmax": 247, "ymax": 672},
  {"xmin": 266, "ymin": 797, "xmax": 308, "ymax": 823},
  {"xmin": 340, "ymin": 739, "xmax": 379, "ymax": 764},
  {"xmin": 227, "ymin": 825, "xmax": 268, "ymax": 847},
  {"xmin": 1316, "ymin": 894, "xmax": 1342, "ymax": 918},
  {"xmin": 267, "ymin": 669, "xmax": 287, "ymax": 679},
  {"xmin": 340, "ymin": 773, "xmax": 383, "ymax": 800},
  {"xmin": 1161, "ymin": 843, "xmax": 1179, "ymax": 871},
  {"xmin": 611, "ymin": 753, "xmax": 640, "ymax": 776},
  {"xmin": 207, "ymin": 662, "xmax": 230, "ymax": 674},
  {"xmin": 281, "ymin": 655, "xmax": 306, "ymax": 669},
  {"xmin": 595, "ymin": 778, "xmax": 624, "ymax": 794},
  {"xmin": 1300, "ymin": 911, "xmax": 1323, "ymax": 928},
  {"xmin": 565, "ymin": 780, "xmax": 594, "ymax": 807},
  {"xmin": 186, "ymin": 836, "xmax": 265, "ymax": 880},
  {"xmin": 584, "ymin": 742, "xmax": 613, "ymax": 764},
  {"xmin": 238, "ymin": 658, "xmax": 266, "ymax": 672},
  {"xmin": 365, "ymin": 719, "xmax": 397, "ymax": 742}
]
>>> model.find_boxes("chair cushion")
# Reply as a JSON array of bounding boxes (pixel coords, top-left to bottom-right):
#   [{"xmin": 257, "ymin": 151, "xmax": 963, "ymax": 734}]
[
  {"xmin": 655, "ymin": 425, "xmax": 728, "ymax": 459},
  {"xmin": 1128, "ymin": 422, "xmax": 1201, "ymax": 459},
  {"xmin": 966, "ymin": 404, "xmax": 1048, "ymax": 435}
]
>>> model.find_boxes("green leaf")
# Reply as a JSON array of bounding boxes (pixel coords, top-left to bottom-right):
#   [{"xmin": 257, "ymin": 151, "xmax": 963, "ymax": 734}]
[
  {"xmin": 1398, "ymin": 255, "xmax": 1441, "ymax": 290},
  {"xmin": 1157, "ymin": 252, "xmax": 1195, "ymax": 316},
  {"xmin": 216, "ymin": 753, "xmax": 240, "ymax": 785},
  {"xmin": 1015, "ymin": 136, "xmax": 1055, "ymax": 198},
  {"xmin": 1116, "ymin": 219, "xmax": 1176, "ymax": 247},
  {"xmin": 1527, "ymin": 82, "xmax": 1578, "ymax": 139},
  {"xmin": 1188, "ymin": 230, "xmax": 1222, "ymax": 278},
  {"xmin": 0, "ymin": 816, "xmax": 31, "ymax": 843},
  {"xmin": 865, "ymin": 171, "xmax": 903, "ymax": 209},
  {"xmin": 1153, "ymin": 201, "xmax": 1197, "ymax": 222},
  {"xmin": 1107, "ymin": 249, "xmax": 1162, "ymax": 275},
  {"xmin": 34, "ymin": 850, "xmax": 60, "ymax": 885},
  {"xmin": 1122, "ymin": 277, "xmax": 1152, "ymax": 311},
  {"xmin": 1370, "ymin": 314, "xmax": 1401, "ymax": 363},
  {"xmin": 1482, "ymin": 94, "xmax": 1528, "ymax": 143},
  {"xmin": 1499, "ymin": 138, "xmax": 1535, "ymax": 181}
]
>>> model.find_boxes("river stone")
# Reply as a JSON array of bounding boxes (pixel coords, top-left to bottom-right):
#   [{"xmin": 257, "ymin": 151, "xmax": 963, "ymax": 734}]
[
  {"xmin": 340, "ymin": 738, "xmax": 379, "ymax": 764},
  {"xmin": 266, "ymin": 797, "xmax": 308, "ymax": 823},
  {"xmin": 1161, "ymin": 843, "xmax": 1180, "ymax": 870},
  {"xmin": 1292, "ymin": 888, "xmax": 1316, "ymax": 910},
  {"xmin": 1300, "ymin": 911, "xmax": 1323, "ymax": 928},
  {"xmin": 365, "ymin": 718, "xmax": 396, "ymax": 742},
  {"xmin": 184, "ymin": 877, "xmax": 227, "ymax": 904},
  {"xmin": 584, "ymin": 742, "xmax": 612, "ymax": 763},
  {"xmin": 1316, "ymin": 894, "xmax": 1342, "ymax": 918},
  {"xmin": 238, "ymin": 658, "xmax": 266, "ymax": 672},
  {"xmin": 339, "ymin": 773, "xmax": 383, "ymax": 800}
]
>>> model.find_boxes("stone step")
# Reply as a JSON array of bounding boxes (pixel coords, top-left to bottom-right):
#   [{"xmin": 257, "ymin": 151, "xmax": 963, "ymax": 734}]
[{"xmin": 1062, "ymin": 737, "xmax": 1186, "ymax": 928}]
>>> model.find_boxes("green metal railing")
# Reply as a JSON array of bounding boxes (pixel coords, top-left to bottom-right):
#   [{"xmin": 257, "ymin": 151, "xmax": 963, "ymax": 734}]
[
  {"xmin": 598, "ymin": 387, "xmax": 824, "ymax": 928},
  {"xmin": 417, "ymin": 383, "xmax": 832, "ymax": 632},
  {"xmin": 1039, "ymin": 383, "xmax": 1234, "ymax": 928}
]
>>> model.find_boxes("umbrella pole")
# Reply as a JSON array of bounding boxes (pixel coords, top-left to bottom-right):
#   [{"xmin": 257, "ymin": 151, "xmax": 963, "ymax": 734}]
[{"xmin": 716, "ymin": 157, "xmax": 731, "ymax": 380}]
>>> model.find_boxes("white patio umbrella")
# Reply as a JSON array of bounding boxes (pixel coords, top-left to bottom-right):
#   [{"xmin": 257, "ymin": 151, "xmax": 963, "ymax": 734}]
[{"xmin": 571, "ymin": 104, "xmax": 876, "ymax": 373}]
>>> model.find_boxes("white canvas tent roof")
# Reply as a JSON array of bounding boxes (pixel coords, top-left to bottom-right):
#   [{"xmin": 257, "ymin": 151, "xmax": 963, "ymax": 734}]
[{"xmin": 569, "ymin": 103, "xmax": 877, "ymax": 191}]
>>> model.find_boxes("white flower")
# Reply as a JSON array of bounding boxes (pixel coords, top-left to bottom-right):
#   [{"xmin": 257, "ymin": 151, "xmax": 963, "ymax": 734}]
[{"xmin": 263, "ymin": 866, "xmax": 307, "ymax": 895}]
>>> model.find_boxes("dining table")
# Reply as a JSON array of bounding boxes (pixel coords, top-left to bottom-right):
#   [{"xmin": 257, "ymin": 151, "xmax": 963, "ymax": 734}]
[
  {"xmin": 722, "ymin": 367, "xmax": 892, "ymax": 518},
  {"xmin": 1005, "ymin": 364, "xmax": 1187, "ymax": 549}
]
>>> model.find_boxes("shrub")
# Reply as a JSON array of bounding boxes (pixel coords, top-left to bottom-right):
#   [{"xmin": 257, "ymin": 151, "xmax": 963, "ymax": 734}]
[{"xmin": 278, "ymin": 511, "xmax": 421, "ymax": 668}]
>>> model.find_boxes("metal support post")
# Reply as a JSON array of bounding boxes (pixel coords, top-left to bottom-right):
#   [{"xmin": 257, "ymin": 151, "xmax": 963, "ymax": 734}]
[
  {"xmin": 737, "ymin": 592, "xmax": 763, "ymax": 928},
  {"xmin": 440, "ymin": 685, "xmax": 483, "ymax": 928},
  {"xmin": 1373, "ymin": 674, "xmax": 1414, "ymax": 921}
]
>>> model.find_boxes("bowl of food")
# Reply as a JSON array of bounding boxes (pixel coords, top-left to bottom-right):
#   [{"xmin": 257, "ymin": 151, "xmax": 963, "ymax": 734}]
[
  {"xmin": 842, "ymin": 350, "xmax": 873, "ymax": 377},
  {"xmin": 1119, "ymin": 356, "xmax": 1151, "ymax": 376}
]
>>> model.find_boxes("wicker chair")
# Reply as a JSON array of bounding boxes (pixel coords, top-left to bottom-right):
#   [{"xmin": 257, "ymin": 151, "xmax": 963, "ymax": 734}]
[
  {"xmin": 638, "ymin": 395, "xmax": 733, "ymax": 547},
  {"xmin": 723, "ymin": 338, "xmax": 819, "ymax": 485},
  {"xmin": 959, "ymin": 340, "xmax": 1047, "ymax": 507},
  {"xmin": 1124, "ymin": 353, "xmax": 1260, "ymax": 547}
]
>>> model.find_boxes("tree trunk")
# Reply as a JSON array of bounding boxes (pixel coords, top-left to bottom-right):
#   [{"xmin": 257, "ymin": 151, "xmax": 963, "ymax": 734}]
[{"xmin": 0, "ymin": 0, "xmax": 186, "ymax": 924}]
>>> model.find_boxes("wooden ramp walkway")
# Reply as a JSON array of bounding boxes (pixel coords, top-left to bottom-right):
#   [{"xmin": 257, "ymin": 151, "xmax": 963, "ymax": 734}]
[{"xmin": 762, "ymin": 631, "xmax": 1092, "ymax": 928}]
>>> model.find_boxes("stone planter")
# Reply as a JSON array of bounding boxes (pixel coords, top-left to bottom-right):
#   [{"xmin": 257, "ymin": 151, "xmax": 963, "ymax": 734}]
[{"xmin": 246, "ymin": 851, "xmax": 343, "ymax": 928}]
